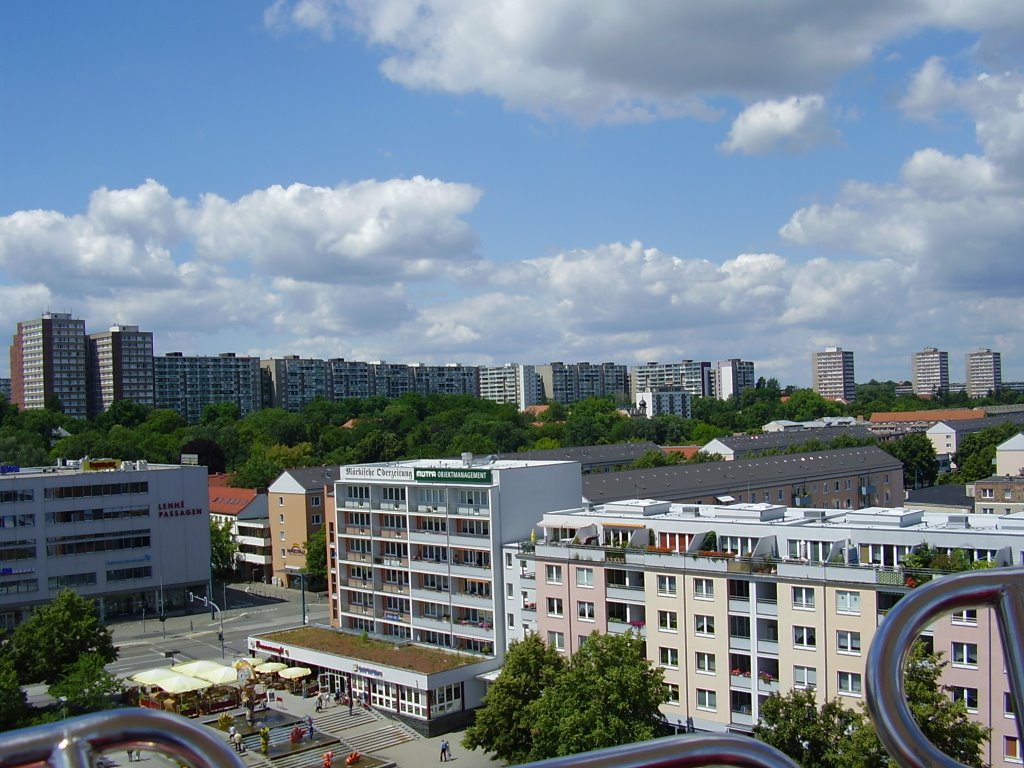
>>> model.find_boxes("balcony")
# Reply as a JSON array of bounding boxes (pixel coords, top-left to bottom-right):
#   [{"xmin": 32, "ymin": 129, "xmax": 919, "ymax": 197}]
[
  {"xmin": 757, "ymin": 675, "xmax": 780, "ymax": 694},
  {"xmin": 755, "ymin": 598, "xmax": 778, "ymax": 617},
  {"xmin": 730, "ymin": 673, "xmax": 752, "ymax": 689},
  {"xmin": 378, "ymin": 527, "xmax": 408, "ymax": 539},
  {"xmin": 606, "ymin": 584, "xmax": 645, "ymax": 602},
  {"xmin": 454, "ymin": 506, "xmax": 490, "ymax": 517},
  {"xmin": 522, "ymin": 601, "xmax": 537, "ymax": 612},
  {"xmin": 345, "ymin": 604, "xmax": 374, "ymax": 617},
  {"xmin": 452, "ymin": 621, "xmax": 495, "ymax": 640},
  {"xmin": 450, "ymin": 591, "xmax": 494, "ymax": 610},
  {"xmin": 344, "ymin": 527, "xmax": 370, "ymax": 536},
  {"xmin": 375, "ymin": 501, "xmax": 406, "ymax": 511},
  {"xmin": 413, "ymin": 615, "xmax": 452, "ymax": 632},
  {"xmin": 380, "ymin": 582, "xmax": 409, "ymax": 595}
]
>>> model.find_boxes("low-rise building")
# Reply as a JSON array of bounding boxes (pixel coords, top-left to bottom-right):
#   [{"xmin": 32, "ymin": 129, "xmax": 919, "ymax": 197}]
[
  {"xmin": 267, "ymin": 466, "xmax": 339, "ymax": 588},
  {"xmin": 0, "ymin": 459, "xmax": 209, "ymax": 629},
  {"xmin": 208, "ymin": 475, "xmax": 272, "ymax": 583},
  {"xmin": 701, "ymin": 426, "xmax": 875, "ymax": 461}
]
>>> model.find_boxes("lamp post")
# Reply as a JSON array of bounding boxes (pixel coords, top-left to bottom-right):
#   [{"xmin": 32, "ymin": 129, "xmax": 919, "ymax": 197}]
[
  {"xmin": 58, "ymin": 696, "xmax": 67, "ymax": 720},
  {"xmin": 300, "ymin": 571, "xmax": 307, "ymax": 625}
]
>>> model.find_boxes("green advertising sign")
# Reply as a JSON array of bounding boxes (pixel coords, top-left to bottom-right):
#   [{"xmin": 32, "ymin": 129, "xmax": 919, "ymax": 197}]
[{"xmin": 414, "ymin": 467, "xmax": 493, "ymax": 484}]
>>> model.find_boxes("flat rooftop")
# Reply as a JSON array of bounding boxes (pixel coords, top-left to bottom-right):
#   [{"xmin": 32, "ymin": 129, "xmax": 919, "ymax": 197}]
[{"xmin": 258, "ymin": 627, "xmax": 481, "ymax": 674}]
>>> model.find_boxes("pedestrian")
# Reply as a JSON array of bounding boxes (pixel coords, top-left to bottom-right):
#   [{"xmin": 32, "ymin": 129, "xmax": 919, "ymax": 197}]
[
  {"xmin": 445, "ymin": 740, "xmax": 451, "ymax": 761},
  {"xmin": 306, "ymin": 714, "xmax": 314, "ymax": 741},
  {"xmin": 232, "ymin": 732, "xmax": 244, "ymax": 753},
  {"xmin": 348, "ymin": 695, "xmax": 353, "ymax": 715},
  {"xmin": 127, "ymin": 751, "xmax": 134, "ymax": 762},
  {"xmin": 439, "ymin": 740, "xmax": 446, "ymax": 762},
  {"xmin": 315, "ymin": 696, "xmax": 322, "ymax": 713}
]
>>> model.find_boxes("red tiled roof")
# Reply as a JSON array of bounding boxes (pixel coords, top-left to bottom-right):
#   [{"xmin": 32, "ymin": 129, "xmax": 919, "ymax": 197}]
[
  {"xmin": 208, "ymin": 483, "xmax": 258, "ymax": 516},
  {"xmin": 663, "ymin": 445, "xmax": 702, "ymax": 460}
]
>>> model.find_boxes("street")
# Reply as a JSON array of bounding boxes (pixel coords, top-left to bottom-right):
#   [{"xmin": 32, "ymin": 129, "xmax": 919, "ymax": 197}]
[{"xmin": 106, "ymin": 583, "xmax": 330, "ymax": 679}]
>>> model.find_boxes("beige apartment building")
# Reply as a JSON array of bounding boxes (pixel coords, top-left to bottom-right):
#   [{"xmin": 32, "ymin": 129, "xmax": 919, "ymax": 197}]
[
  {"xmin": 267, "ymin": 466, "xmax": 339, "ymax": 588},
  {"xmin": 504, "ymin": 500, "xmax": 1024, "ymax": 766}
]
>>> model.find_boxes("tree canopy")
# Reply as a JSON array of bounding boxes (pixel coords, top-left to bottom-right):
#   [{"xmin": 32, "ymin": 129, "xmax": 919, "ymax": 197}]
[
  {"xmin": 304, "ymin": 525, "xmax": 328, "ymax": 585},
  {"xmin": 0, "ymin": 589, "xmax": 117, "ymax": 685},
  {"xmin": 464, "ymin": 631, "xmax": 665, "ymax": 763},
  {"xmin": 210, "ymin": 520, "xmax": 239, "ymax": 579},
  {"xmin": 48, "ymin": 653, "xmax": 124, "ymax": 715},
  {"xmin": 754, "ymin": 642, "xmax": 988, "ymax": 768}
]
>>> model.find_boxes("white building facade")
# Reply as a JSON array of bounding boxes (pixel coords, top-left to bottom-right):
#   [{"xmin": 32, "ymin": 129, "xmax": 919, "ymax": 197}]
[
  {"xmin": 0, "ymin": 460, "xmax": 210, "ymax": 629},
  {"xmin": 912, "ymin": 347, "xmax": 949, "ymax": 396}
]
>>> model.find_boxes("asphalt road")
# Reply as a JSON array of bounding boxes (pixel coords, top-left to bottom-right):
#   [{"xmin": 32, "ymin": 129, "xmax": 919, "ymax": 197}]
[{"xmin": 106, "ymin": 583, "xmax": 330, "ymax": 679}]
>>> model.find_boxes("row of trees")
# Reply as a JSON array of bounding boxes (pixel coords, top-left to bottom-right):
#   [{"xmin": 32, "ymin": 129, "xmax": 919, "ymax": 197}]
[
  {"xmin": 1, "ymin": 381, "xmax": 1018, "ymax": 490},
  {"xmin": 0, "ymin": 590, "xmax": 121, "ymax": 730}
]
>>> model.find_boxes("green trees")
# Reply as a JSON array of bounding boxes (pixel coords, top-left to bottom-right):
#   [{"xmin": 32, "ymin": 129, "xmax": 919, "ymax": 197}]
[
  {"xmin": 463, "ymin": 631, "xmax": 665, "ymax": 763},
  {"xmin": 304, "ymin": 525, "xmax": 327, "ymax": 584},
  {"xmin": 210, "ymin": 520, "xmax": 239, "ymax": 579},
  {"xmin": 462, "ymin": 633, "xmax": 565, "ymax": 764},
  {"xmin": 48, "ymin": 653, "xmax": 124, "ymax": 714},
  {"xmin": 882, "ymin": 432, "xmax": 939, "ymax": 488},
  {"xmin": 754, "ymin": 687, "xmax": 862, "ymax": 768},
  {"xmin": 0, "ymin": 657, "xmax": 29, "ymax": 731},
  {"xmin": 754, "ymin": 642, "xmax": 988, "ymax": 768},
  {"xmin": 0, "ymin": 589, "xmax": 117, "ymax": 685},
  {"xmin": 941, "ymin": 421, "xmax": 1022, "ymax": 485}
]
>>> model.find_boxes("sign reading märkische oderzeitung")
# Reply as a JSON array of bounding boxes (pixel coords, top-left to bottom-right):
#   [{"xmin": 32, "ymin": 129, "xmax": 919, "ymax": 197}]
[
  {"xmin": 338, "ymin": 466, "xmax": 416, "ymax": 482},
  {"xmin": 413, "ymin": 467, "xmax": 492, "ymax": 484}
]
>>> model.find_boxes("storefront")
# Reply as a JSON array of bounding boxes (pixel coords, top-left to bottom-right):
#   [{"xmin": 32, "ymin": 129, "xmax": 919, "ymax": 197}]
[{"xmin": 247, "ymin": 631, "xmax": 495, "ymax": 737}]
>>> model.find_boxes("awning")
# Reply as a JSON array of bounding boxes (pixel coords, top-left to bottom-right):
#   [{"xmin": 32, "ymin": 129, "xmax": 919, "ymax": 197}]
[
  {"xmin": 716, "ymin": 495, "xmax": 736, "ymax": 503},
  {"xmin": 606, "ymin": 522, "xmax": 646, "ymax": 529}
]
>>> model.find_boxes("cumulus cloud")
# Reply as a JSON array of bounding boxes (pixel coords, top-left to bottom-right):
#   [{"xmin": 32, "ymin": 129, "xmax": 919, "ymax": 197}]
[
  {"xmin": 720, "ymin": 95, "xmax": 837, "ymax": 154},
  {"xmin": 264, "ymin": 1, "xmax": 1024, "ymax": 123},
  {"xmin": 781, "ymin": 59, "xmax": 1024, "ymax": 295}
]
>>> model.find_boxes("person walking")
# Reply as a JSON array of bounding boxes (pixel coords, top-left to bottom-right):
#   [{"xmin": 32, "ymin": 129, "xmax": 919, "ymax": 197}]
[
  {"xmin": 232, "ymin": 732, "xmax": 244, "ymax": 753},
  {"xmin": 348, "ymin": 695, "xmax": 353, "ymax": 715},
  {"xmin": 306, "ymin": 714, "xmax": 315, "ymax": 741},
  {"xmin": 439, "ymin": 740, "xmax": 446, "ymax": 762}
]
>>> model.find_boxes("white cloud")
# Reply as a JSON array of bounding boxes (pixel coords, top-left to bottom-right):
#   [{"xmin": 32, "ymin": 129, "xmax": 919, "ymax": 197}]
[
  {"xmin": 264, "ymin": 1, "xmax": 1024, "ymax": 124},
  {"xmin": 720, "ymin": 95, "xmax": 837, "ymax": 154}
]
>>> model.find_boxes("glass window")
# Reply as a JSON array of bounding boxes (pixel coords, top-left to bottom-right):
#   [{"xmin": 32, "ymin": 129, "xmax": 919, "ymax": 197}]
[
  {"xmin": 951, "ymin": 609, "xmax": 978, "ymax": 626},
  {"xmin": 665, "ymin": 683, "xmax": 680, "ymax": 704},
  {"xmin": 659, "ymin": 610, "xmax": 678, "ymax": 631},
  {"xmin": 838, "ymin": 671, "xmax": 862, "ymax": 696},
  {"xmin": 657, "ymin": 574, "xmax": 677, "ymax": 596},
  {"xmin": 793, "ymin": 626, "xmax": 816, "ymax": 649},
  {"xmin": 547, "ymin": 631, "xmax": 565, "ymax": 651},
  {"xmin": 951, "ymin": 642, "xmax": 978, "ymax": 667},
  {"xmin": 695, "ymin": 652, "xmax": 716, "ymax": 674},
  {"xmin": 545, "ymin": 564, "xmax": 562, "ymax": 584},
  {"xmin": 836, "ymin": 590, "xmax": 860, "ymax": 614},
  {"xmin": 576, "ymin": 568, "xmax": 594, "ymax": 587},
  {"xmin": 694, "ymin": 614, "xmax": 714, "ymax": 636},
  {"xmin": 659, "ymin": 647, "xmax": 679, "ymax": 668},
  {"xmin": 1007, "ymin": 737, "xmax": 1021, "ymax": 763},
  {"xmin": 837, "ymin": 630, "xmax": 862, "ymax": 655},
  {"xmin": 694, "ymin": 578, "xmax": 714, "ymax": 600},
  {"xmin": 794, "ymin": 665, "xmax": 817, "ymax": 689},
  {"xmin": 792, "ymin": 586, "xmax": 815, "ymax": 610},
  {"xmin": 951, "ymin": 686, "xmax": 979, "ymax": 712},
  {"xmin": 577, "ymin": 601, "xmax": 595, "ymax": 620},
  {"xmin": 696, "ymin": 689, "xmax": 717, "ymax": 711},
  {"xmin": 546, "ymin": 597, "xmax": 563, "ymax": 617}
]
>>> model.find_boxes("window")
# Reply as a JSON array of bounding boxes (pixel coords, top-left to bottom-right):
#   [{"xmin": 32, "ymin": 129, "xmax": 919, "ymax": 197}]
[
  {"xmin": 577, "ymin": 601, "xmax": 595, "ymax": 621},
  {"xmin": 952, "ymin": 608, "xmax": 978, "ymax": 626},
  {"xmin": 505, "ymin": 552, "xmax": 513, "ymax": 568},
  {"xmin": 793, "ymin": 626, "xmax": 816, "ymax": 649},
  {"xmin": 659, "ymin": 647, "xmax": 679, "ymax": 668},
  {"xmin": 311, "ymin": 496, "xmax": 322, "ymax": 507},
  {"xmin": 547, "ymin": 631, "xmax": 565, "ymax": 651},
  {"xmin": 665, "ymin": 683, "xmax": 680, "ymax": 704},
  {"xmin": 838, "ymin": 671, "xmax": 862, "ymax": 696},
  {"xmin": 279, "ymin": 513, "xmax": 285, "ymax": 523},
  {"xmin": 792, "ymin": 586, "xmax": 815, "ymax": 610},
  {"xmin": 729, "ymin": 615, "xmax": 750, "ymax": 639},
  {"xmin": 278, "ymin": 496, "xmax": 284, "ymax": 507},
  {"xmin": 280, "ymin": 531, "xmax": 286, "ymax": 541},
  {"xmin": 311, "ymin": 514, "xmax": 322, "ymax": 525},
  {"xmin": 982, "ymin": 488, "xmax": 994, "ymax": 499},
  {"xmin": 1007, "ymin": 736, "xmax": 1021, "ymax": 763},
  {"xmin": 546, "ymin": 597, "xmax": 563, "ymax": 617},
  {"xmin": 951, "ymin": 686, "xmax": 979, "ymax": 712},
  {"xmin": 658, "ymin": 610, "xmax": 678, "ymax": 631},
  {"xmin": 507, "ymin": 613, "xmax": 514, "ymax": 628},
  {"xmin": 657, "ymin": 574, "xmax": 677, "ymax": 596},
  {"xmin": 576, "ymin": 568, "xmax": 594, "ymax": 587},
  {"xmin": 696, "ymin": 689, "xmax": 717, "ymax": 711},
  {"xmin": 794, "ymin": 665, "xmax": 817, "ymax": 689},
  {"xmin": 694, "ymin": 578, "xmax": 714, "ymax": 600},
  {"xmin": 836, "ymin": 590, "xmax": 860, "ymax": 614},
  {"xmin": 695, "ymin": 652, "xmax": 716, "ymax": 674},
  {"xmin": 280, "ymin": 548, "xmax": 286, "ymax": 557},
  {"xmin": 694, "ymin": 614, "xmax": 714, "ymax": 636},
  {"xmin": 506, "ymin": 583, "xmax": 514, "ymax": 598},
  {"xmin": 951, "ymin": 642, "xmax": 978, "ymax": 668},
  {"xmin": 1006, "ymin": 691, "xmax": 1017, "ymax": 717},
  {"xmin": 837, "ymin": 630, "xmax": 861, "ymax": 655},
  {"xmin": 545, "ymin": 565, "xmax": 562, "ymax": 584}
]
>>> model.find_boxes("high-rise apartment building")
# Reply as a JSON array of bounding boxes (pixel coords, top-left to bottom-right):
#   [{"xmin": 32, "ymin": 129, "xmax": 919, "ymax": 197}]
[
  {"xmin": 714, "ymin": 359, "xmax": 755, "ymax": 401},
  {"xmin": 536, "ymin": 362, "xmax": 629, "ymax": 404},
  {"xmin": 154, "ymin": 352, "xmax": 262, "ymax": 423},
  {"xmin": 0, "ymin": 378, "xmax": 10, "ymax": 401},
  {"xmin": 261, "ymin": 356, "xmax": 330, "ymax": 411},
  {"xmin": 88, "ymin": 325, "xmax": 155, "ymax": 416},
  {"xmin": 9, "ymin": 312, "xmax": 89, "ymax": 418},
  {"xmin": 409, "ymin": 363, "xmax": 480, "ymax": 397},
  {"xmin": 812, "ymin": 346, "xmax": 856, "ymax": 402},
  {"xmin": 966, "ymin": 348, "xmax": 1002, "ymax": 398},
  {"xmin": 479, "ymin": 364, "xmax": 541, "ymax": 410},
  {"xmin": 911, "ymin": 347, "xmax": 949, "ymax": 396},
  {"xmin": 369, "ymin": 361, "xmax": 415, "ymax": 399},
  {"xmin": 630, "ymin": 361, "xmax": 712, "ymax": 399},
  {"xmin": 327, "ymin": 359, "xmax": 373, "ymax": 400}
]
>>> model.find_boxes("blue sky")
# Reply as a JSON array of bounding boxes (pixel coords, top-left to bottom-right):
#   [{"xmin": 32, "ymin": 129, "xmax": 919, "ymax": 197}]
[{"xmin": 2, "ymin": 1, "xmax": 1022, "ymax": 387}]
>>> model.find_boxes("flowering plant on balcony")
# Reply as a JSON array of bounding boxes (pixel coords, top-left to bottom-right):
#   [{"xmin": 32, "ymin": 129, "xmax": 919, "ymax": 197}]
[
  {"xmin": 628, "ymin": 620, "xmax": 646, "ymax": 629},
  {"xmin": 759, "ymin": 672, "xmax": 775, "ymax": 683},
  {"xmin": 731, "ymin": 668, "xmax": 751, "ymax": 677}
]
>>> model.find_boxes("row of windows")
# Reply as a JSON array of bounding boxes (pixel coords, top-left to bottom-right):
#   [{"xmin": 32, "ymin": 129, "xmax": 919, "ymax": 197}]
[
  {"xmin": 106, "ymin": 566, "xmax": 153, "ymax": 582},
  {"xmin": 0, "ymin": 513, "xmax": 35, "ymax": 528},
  {"xmin": 45, "ymin": 507, "xmax": 149, "ymax": 524},
  {"xmin": 46, "ymin": 531, "xmax": 150, "ymax": 557},
  {"xmin": 0, "ymin": 491, "xmax": 34, "ymax": 504},
  {"xmin": 0, "ymin": 540, "xmax": 36, "ymax": 560},
  {"xmin": 48, "ymin": 572, "xmax": 98, "ymax": 589},
  {"xmin": 0, "ymin": 577, "xmax": 38, "ymax": 595},
  {"xmin": 44, "ymin": 482, "xmax": 149, "ymax": 499}
]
